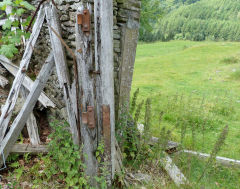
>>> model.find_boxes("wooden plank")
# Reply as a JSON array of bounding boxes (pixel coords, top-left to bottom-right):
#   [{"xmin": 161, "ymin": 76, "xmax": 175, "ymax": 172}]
[
  {"xmin": 20, "ymin": 87, "xmax": 40, "ymax": 145},
  {"xmin": 0, "ymin": 53, "xmax": 54, "ymax": 167},
  {"xmin": 183, "ymin": 150, "xmax": 240, "ymax": 168},
  {"xmin": 0, "ymin": 6, "xmax": 46, "ymax": 142},
  {"xmin": 45, "ymin": 3, "xmax": 79, "ymax": 146},
  {"xmin": 94, "ymin": 0, "xmax": 115, "ymax": 179},
  {"xmin": 76, "ymin": 3, "xmax": 97, "ymax": 181},
  {"xmin": 0, "ymin": 55, "xmax": 56, "ymax": 108},
  {"xmin": 160, "ymin": 152, "xmax": 189, "ymax": 187},
  {"xmin": 11, "ymin": 144, "xmax": 48, "ymax": 154}
]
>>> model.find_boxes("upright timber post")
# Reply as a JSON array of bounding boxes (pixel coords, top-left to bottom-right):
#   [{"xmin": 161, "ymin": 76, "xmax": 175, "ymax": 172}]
[
  {"xmin": 94, "ymin": 0, "xmax": 115, "ymax": 180},
  {"xmin": 76, "ymin": 3, "xmax": 97, "ymax": 184},
  {"xmin": 76, "ymin": 0, "xmax": 115, "ymax": 186}
]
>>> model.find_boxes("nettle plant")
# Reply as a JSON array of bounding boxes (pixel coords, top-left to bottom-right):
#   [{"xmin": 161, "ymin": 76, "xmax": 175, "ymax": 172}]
[{"xmin": 0, "ymin": 0, "xmax": 35, "ymax": 58}]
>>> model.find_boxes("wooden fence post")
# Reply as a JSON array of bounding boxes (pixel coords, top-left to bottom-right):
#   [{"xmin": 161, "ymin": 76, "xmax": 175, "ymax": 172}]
[
  {"xmin": 75, "ymin": 0, "xmax": 115, "ymax": 185},
  {"xmin": 94, "ymin": 0, "xmax": 115, "ymax": 179},
  {"xmin": 76, "ymin": 3, "xmax": 97, "ymax": 183}
]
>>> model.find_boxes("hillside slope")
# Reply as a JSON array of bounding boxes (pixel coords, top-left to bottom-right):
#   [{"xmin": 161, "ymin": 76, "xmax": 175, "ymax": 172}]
[{"xmin": 153, "ymin": 0, "xmax": 240, "ymax": 41}]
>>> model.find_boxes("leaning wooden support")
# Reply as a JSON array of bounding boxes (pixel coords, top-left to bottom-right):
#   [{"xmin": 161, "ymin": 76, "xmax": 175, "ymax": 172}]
[
  {"xmin": 0, "ymin": 6, "xmax": 46, "ymax": 142},
  {"xmin": 183, "ymin": 150, "xmax": 240, "ymax": 168},
  {"xmin": 20, "ymin": 87, "xmax": 40, "ymax": 145},
  {"xmin": 0, "ymin": 55, "xmax": 55, "ymax": 108},
  {"xmin": 11, "ymin": 144, "xmax": 48, "ymax": 154},
  {"xmin": 0, "ymin": 53, "xmax": 54, "ymax": 167},
  {"xmin": 45, "ymin": 3, "xmax": 79, "ymax": 146}
]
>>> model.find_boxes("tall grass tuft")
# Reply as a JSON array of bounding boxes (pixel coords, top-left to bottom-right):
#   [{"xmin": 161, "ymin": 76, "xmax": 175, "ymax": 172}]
[
  {"xmin": 130, "ymin": 88, "xmax": 139, "ymax": 115},
  {"xmin": 198, "ymin": 125, "xmax": 229, "ymax": 182}
]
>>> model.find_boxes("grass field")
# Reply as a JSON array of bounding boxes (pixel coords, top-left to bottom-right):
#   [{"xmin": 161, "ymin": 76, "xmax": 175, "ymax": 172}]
[{"xmin": 131, "ymin": 41, "xmax": 240, "ymax": 187}]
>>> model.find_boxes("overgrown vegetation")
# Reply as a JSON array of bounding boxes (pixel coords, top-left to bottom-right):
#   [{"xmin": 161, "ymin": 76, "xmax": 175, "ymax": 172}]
[
  {"xmin": 0, "ymin": 0, "xmax": 34, "ymax": 58},
  {"xmin": 117, "ymin": 86, "xmax": 234, "ymax": 188},
  {"xmin": 4, "ymin": 120, "xmax": 109, "ymax": 188},
  {"xmin": 129, "ymin": 41, "xmax": 240, "ymax": 187}
]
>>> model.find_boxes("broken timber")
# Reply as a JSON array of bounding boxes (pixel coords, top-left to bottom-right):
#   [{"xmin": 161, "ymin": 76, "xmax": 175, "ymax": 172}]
[
  {"xmin": 20, "ymin": 87, "xmax": 40, "ymax": 145},
  {"xmin": 11, "ymin": 144, "xmax": 48, "ymax": 154},
  {"xmin": 0, "ymin": 53, "xmax": 54, "ymax": 166},
  {"xmin": 0, "ymin": 6, "xmax": 46, "ymax": 142},
  {"xmin": 45, "ymin": 3, "xmax": 79, "ymax": 146},
  {"xmin": 0, "ymin": 55, "xmax": 55, "ymax": 108}
]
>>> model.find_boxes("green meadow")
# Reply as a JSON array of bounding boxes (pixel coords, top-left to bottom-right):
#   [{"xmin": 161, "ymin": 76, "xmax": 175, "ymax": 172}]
[
  {"xmin": 132, "ymin": 40, "xmax": 240, "ymax": 159},
  {"xmin": 131, "ymin": 40, "xmax": 240, "ymax": 187}
]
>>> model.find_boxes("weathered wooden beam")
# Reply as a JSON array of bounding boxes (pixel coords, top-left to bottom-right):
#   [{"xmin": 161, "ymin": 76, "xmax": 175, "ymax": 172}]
[
  {"xmin": 11, "ymin": 144, "xmax": 48, "ymax": 154},
  {"xmin": 45, "ymin": 3, "xmax": 79, "ymax": 146},
  {"xmin": 0, "ymin": 53, "xmax": 54, "ymax": 167},
  {"xmin": 76, "ymin": 3, "xmax": 97, "ymax": 181},
  {"xmin": 0, "ymin": 6, "xmax": 46, "ymax": 142},
  {"xmin": 160, "ymin": 152, "xmax": 189, "ymax": 187},
  {"xmin": 75, "ymin": 4, "xmax": 101, "ymax": 185},
  {"xmin": 20, "ymin": 87, "xmax": 40, "ymax": 145},
  {"xmin": 183, "ymin": 150, "xmax": 240, "ymax": 168},
  {"xmin": 94, "ymin": 0, "xmax": 115, "ymax": 179},
  {"xmin": 0, "ymin": 55, "xmax": 55, "ymax": 108}
]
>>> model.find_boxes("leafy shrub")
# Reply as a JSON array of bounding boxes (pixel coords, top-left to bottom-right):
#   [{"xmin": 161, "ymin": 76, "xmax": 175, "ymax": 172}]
[
  {"xmin": 45, "ymin": 120, "xmax": 88, "ymax": 188},
  {"xmin": 0, "ymin": 0, "xmax": 34, "ymax": 58}
]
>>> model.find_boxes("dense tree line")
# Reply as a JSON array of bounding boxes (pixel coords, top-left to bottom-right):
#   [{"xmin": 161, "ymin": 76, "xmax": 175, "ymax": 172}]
[{"xmin": 140, "ymin": 0, "xmax": 240, "ymax": 42}]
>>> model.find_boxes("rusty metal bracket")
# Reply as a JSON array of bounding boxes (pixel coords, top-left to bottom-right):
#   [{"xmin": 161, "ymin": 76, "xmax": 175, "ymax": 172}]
[
  {"xmin": 102, "ymin": 105, "xmax": 111, "ymax": 153},
  {"xmin": 82, "ymin": 106, "xmax": 95, "ymax": 129},
  {"xmin": 77, "ymin": 9, "xmax": 91, "ymax": 35}
]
